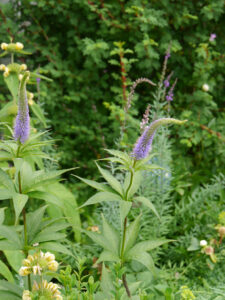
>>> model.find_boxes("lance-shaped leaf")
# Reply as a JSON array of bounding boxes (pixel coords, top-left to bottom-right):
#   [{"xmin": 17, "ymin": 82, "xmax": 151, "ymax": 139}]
[
  {"xmin": 96, "ymin": 163, "xmax": 124, "ymax": 196},
  {"xmin": 100, "ymin": 263, "xmax": 114, "ymax": 298},
  {"xmin": 12, "ymin": 193, "xmax": 28, "ymax": 224},
  {"xmin": 0, "ymin": 190, "xmax": 12, "ymax": 200},
  {"xmin": 74, "ymin": 175, "xmax": 113, "ymax": 192},
  {"xmin": 0, "ymin": 280, "xmax": 23, "ymax": 298},
  {"xmin": 97, "ymin": 251, "xmax": 120, "ymax": 264},
  {"xmin": 126, "ymin": 251, "xmax": 155, "ymax": 272},
  {"xmin": 126, "ymin": 239, "xmax": 173, "ymax": 255},
  {"xmin": 0, "ymin": 225, "xmax": 21, "ymax": 249},
  {"xmin": 27, "ymin": 205, "xmax": 47, "ymax": 244},
  {"xmin": 123, "ymin": 214, "xmax": 141, "ymax": 255},
  {"xmin": 134, "ymin": 196, "xmax": 160, "ymax": 219},
  {"xmin": 80, "ymin": 191, "xmax": 122, "ymax": 208},
  {"xmin": 0, "ymin": 169, "xmax": 15, "ymax": 192},
  {"xmin": 27, "ymin": 191, "xmax": 64, "ymax": 208},
  {"xmin": 0, "ymin": 260, "xmax": 14, "ymax": 283},
  {"xmin": 119, "ymin": 201, "xmax": 132, "ymax": 228}
]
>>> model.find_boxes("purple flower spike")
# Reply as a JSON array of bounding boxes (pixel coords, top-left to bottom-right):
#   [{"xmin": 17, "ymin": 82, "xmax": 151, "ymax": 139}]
[
  {"xmin": 166, "ymin": 78, "xmax": 177, "ymax": 102},
  {"xmin": 132, "ymin": 118, "xmax": 187, "ymax": 160},
  {"xmin": 14, "ymin": 71, "xmax": 30, "ymax": 144},
  {"xmin": 36, "ymin": 77, "xmax": 41, "ymax": 83}
]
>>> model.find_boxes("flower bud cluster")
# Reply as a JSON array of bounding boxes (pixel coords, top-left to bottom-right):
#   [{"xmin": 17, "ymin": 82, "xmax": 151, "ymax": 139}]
[
  {"xmin": 19, "ymin": 251, "xmax": 59, "ymax": 276},
  {"xmin": 180, "ymin": 286, "xmax": 195, "ymax": 299},
  {"xmin": 22, "ymin": 280, "xmax": 62, "ymax": 300},
  {"xmin": 1, "ymin": 42, "xmax": 24, "ymax": 52}
]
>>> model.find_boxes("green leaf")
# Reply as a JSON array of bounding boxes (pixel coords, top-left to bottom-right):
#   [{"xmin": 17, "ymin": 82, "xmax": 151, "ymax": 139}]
[
  {"xmin": 4, "ymin": 250, "xmax": 25, "ymax": 273},
  {"xmin": 12, "ymin": 193, "xmax": 28, "ymax": 224},
  {"xmin": 0, "ymin": 261, "xmax": 14, "ymax": 283},
  {"xmin": 97, "ymin": 250, "xmax": 120, "ymax": 263},
  {"xmin": 44, "ymin": 182, "xmax": 81, "ymax": 242},
  {"xmin": 0, "ymin": 240, "xmax": 22, "ymax": 250},
  {"xmin": 32, "ymin": 231, "xmax": 66, "ymax": 243},
  {"xmin": 4, "ymin": 73, "xmax": 19, "ymax": 100},
  {"xmin": 119, "ymin": 201, "xmax": 132, "ymax": 228},
  {"xmin": 30, "ymin": 102, "xmax": 47, "ymax": 127},
  {"xmin": 0, "ymin": 225, "xmax": 21, "ymax": 247},
  {"xmin": 0, "ymin": 208, "xmax": 6, "ymax": 224},
  {"xmin": 0, "ymin": 189, "xmax": 12, "ymax": 200},
  {"xmin": 126, "ymin": 251, "xmax": 155, "ymax": 272},
  {"xmin": 27, "ymin": 190, "xmax": 64, "ymax": 208},
  {"xmin": 100, "ymin": 263, "xmax": 114, "ymax": 298},
  {"xmin": 127, "ymin": 239, "xmax": 173, "ymax": 254},
  {"xmin": 83, "ymin": 230, "xmax": 111, "ymax": 251},
  {"xmin": 124, "ymin": 215, "xmax": 141, "ymax": 254},
  {"xmin": 0, "ymin": 169, "xmax": 15, "ymax": 192},
  {"xmin": 0, "ymin": 291, "xmax": 21, "ymax": 300},
  {"xmin": 0, "ymin": 280, "xmax": 23, "ymax": 297},
  {"xmin": 80, "ymin": 191, "xmax": 122, "ymax": 208},
  {"xmin": 134, "ymin": 196, "xmax": 160, "ymax": 219},
  {"xmin": 96, "ymin": 163, "xmax": 124, "ymax": 196},
  {"xmin": 102, "ymin": 214, "xmax": 120, "ymax": 256},
  {"xmin": 74, "ymin": 175, "xmax": 113, "ymax": 192},
  {"xmin": 40, "ymin": 242, "xmax": 73, "ymax": 256},
  {"xmin": 27, "ymin": 206, "xmax": 47, "ymax": 244}
]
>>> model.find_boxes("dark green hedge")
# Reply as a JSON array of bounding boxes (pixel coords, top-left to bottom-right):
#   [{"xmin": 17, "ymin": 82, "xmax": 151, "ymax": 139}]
[{"xmin": 0, "ymin": 0, "xmax": 224, "ymax": 190}]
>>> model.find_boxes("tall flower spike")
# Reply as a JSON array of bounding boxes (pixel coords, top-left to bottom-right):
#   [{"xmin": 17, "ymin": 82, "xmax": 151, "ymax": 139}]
[
  {"xmin": 14, "ymin": 71, "xmax": 30, "ymax": 143},
  {"xmin": 132, "ymin": 118, "xmax": 187, "ymax": 160}
]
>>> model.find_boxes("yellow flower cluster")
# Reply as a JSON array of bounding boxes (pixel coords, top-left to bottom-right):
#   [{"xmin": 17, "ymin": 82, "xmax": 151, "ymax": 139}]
[
  {"xmin": 19, "ymin": 251, "xmax": 59, "ymax": 276},
  {"xmin": 180, "ymin": 286, "xmax": 195, "ymax": 300},
  {"xmin": 22, "ymin": 280, "xmax": 62, "ymax": 300}
]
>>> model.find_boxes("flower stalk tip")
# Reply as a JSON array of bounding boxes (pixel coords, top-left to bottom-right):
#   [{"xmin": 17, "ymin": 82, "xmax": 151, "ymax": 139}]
[{"xmin": 132, "ymin": 118, "xmax": 187, "ymax": 160}]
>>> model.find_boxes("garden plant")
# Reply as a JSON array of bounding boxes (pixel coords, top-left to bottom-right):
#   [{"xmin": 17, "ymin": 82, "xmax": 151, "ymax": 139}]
[{"xmin": 0, "ymin": 1, "xmax": 225, "ymax": 300}]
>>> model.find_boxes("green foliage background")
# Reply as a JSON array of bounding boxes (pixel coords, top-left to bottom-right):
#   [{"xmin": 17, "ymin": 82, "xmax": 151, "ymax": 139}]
[{"xmin": 0, "ymin": 0, "xmax": 224, "ymax": 192}]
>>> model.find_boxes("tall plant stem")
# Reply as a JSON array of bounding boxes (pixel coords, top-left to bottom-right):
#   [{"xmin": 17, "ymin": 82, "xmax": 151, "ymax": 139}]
[
  {"xmin": 120, "ymin": 160, "xmax": 136, "ymax": 298},
  {"xmin": 17, "ymin": 144, "xmax": 31, "ymax": 290}
]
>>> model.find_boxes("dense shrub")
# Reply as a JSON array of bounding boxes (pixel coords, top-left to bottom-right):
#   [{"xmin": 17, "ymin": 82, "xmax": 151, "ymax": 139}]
[{"xmin": 0, "ymin": 0, "xmax": 224, "ymax": 193}]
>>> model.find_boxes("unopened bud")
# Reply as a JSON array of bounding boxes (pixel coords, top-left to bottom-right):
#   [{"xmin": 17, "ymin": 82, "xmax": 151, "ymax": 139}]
[
  {"xmin": 16, "ymin": 42, "xmax": 24, "ymax": 50},
  {"xmin": 48, "ymin": 260, "xmax": 59, "ymax": 272},
  {"xmin": 19, "ymin": 266, "xmax": 31, "ymax": 276},
  {"xmin": 200, "ymin": 240, "xmax": 207, "ymax": 247},
  {"xmin": 3, "ymin": 68, "xmax": 10, "ymax": 77},
  {"xmin": 202, "ymin": 84, "xmax": 209, "ymax": 92},
  {"xmin": 19, "ymin": 74, "xmax": 23, "ymax": 81},
  {"xmin": 1, "ymin": 43, "xmax": 8, "ymax": 50},
  {"xmin": 21, "ymin": 64, "xmax": 27, "ymax": 71},
  {"xmin": 0, "ymin": 64, "xmax": 6, "ymax": 71}
]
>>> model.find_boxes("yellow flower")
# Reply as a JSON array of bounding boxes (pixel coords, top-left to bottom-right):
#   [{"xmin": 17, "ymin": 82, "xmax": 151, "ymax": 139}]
[
  {"xmin": 0, "ymin": 64, "xmax": 6, "ymax": 71},
  {"xmin": 19, "ymin": 266, "xmax": 31, "ymax": 276},
  {"xmin": 48, "ymin": 260, "xmax": 59, "ymax": 272},
  {"xmin": 1, "ymin": 43, "xmax": 8, "ymax": 50},
  {"xmin": 22, "ymin": 290, "xmax": 31, "ymax": 300},
  {"xmin": 15, "ymin": 42, "xmax": 24, "ymax": 50},
  {"xmin": 3, "ymin": 67, "xmax": 10, "ymax": 77},
  {"xmin": 44, "ymin": 252, "xmax": 55, "ymax": 262},
  {"xmin": 21, "ymin": 64, "xmax": 27, "ymax": 71}
]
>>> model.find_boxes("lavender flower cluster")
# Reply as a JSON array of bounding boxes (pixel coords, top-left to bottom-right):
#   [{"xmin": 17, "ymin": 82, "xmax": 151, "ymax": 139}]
[
  {"xmin": 132, "ymin": 118, "xmax": 186, "ymax": 160},
  {"xmin": 14, "ymin": 71, "xmax": 30, "ymax": 143}
]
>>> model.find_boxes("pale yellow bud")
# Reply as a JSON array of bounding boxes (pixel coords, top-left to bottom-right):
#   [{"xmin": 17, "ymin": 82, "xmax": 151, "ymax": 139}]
[
  {"xmin": 55, "ymin": 296, "xmax": 63, "ymax": 300},
  {"xmin": 21, "ymin": 64, "xmax": 27, "ymax": 71},
  {"xmin": 202, "ymin": 83, "xmax": 209, "ymax": 92},
  {"xmin": 48, "ymin": 260, "xmax": 59, "ymax": 272},
  {"xmin": 44, "ymin": 252, "xmax": 55, "ymax": 262},
  {"xmin": 22, "ymin": 290, "xmax": 31, "ymax": 300},
  {"xmin": 22, "ymin": 259, "xmax": 31, "ymax": 267},
  {"xmin": 19, "ymin": 266, "xmax": 31, "ymax": 276},
  {"xmin": 27, "ymin": 255, "xmax": 35, "ymax": 263},
  {"xmin": 3, "ymin": 68, "xmax": 10, "ymax": 77},
  {"xmin": 28, "ymin": 99, "xmax": 34, "ymax": 106},
  {"xmin": 1, "ymin": 43, "xmax": 8, "ymax": 50},
  {"xmin": 219, "ymin": 226, "xmax": 225, "ymax": 237},
  {"xmin": 48, "ymin": 282, "xmax": 59, "ymax": 293},
  {"xmin": 19, "ymin": 74, "xmax": 23, "ymax": 81},
  {"xmin": 16, "ymin": 42, "xmax": 24, "ymax": 50},
  {"xmin": 0, "ymin": 64, "xmax": 6, "ymax": 71}
]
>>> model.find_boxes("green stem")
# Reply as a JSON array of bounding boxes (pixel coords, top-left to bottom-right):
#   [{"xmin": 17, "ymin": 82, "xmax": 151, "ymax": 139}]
[
  {"xmin": 17, "ymin": 143, "xmax": 31, "ymax": 290},
  {"xmin": 120, "ymin": 160, "xmax": 136, "ymax": 298},
  {"xmin": 11, "ymin": 53, "xmax": 14, "ymax": 64}
]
